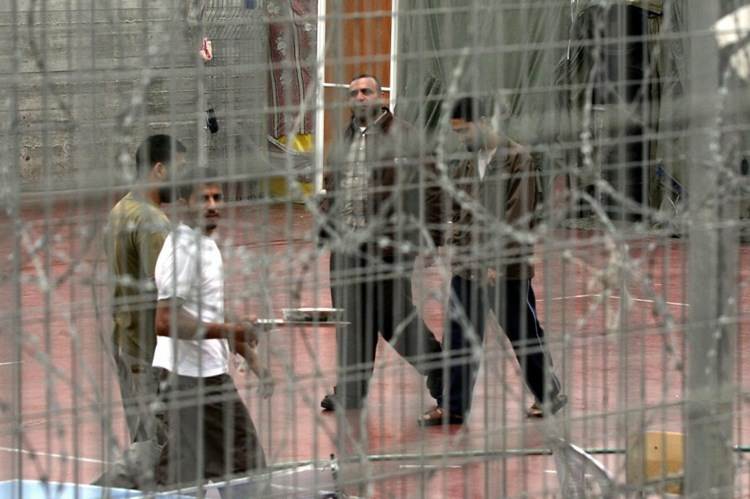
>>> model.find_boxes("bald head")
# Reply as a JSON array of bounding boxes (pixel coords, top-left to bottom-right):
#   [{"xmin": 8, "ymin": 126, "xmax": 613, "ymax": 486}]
[{"xmin": 349, "ymin": 74, "xmax": 385, "ymax": 125}]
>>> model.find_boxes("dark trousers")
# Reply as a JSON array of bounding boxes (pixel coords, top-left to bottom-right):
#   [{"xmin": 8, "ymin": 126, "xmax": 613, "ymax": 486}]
[
  {"xmin": 156, "ymin": 371, "xmax": 266, "ymax": 487},
  {"xmin": 113, "ymin": 348, "xmax": 164, "ymax": 444},
  {"xmin": 92, "ymin": 348, "xmax": 166, "ymax": 489},
  {"xmin": 330, "ymin": 251, "xmax": 444, "ymax": 407},
  {"xmin": 440, "ymin": 276, "xmax": 561, "ymax": 416}
]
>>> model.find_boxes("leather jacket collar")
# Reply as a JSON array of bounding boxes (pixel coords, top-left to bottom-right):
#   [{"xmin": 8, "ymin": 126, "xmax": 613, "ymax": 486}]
[{"xmin": 344, "ymin": 107, "xmax": 394, "ymax": 141}]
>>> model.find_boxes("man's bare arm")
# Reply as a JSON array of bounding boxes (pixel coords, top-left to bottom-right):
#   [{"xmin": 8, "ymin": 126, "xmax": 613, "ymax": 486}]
[
  {"xmin": 155, "ymin": 298, "xmax": 258, "ymax": 344},
  {"xmin": 233, "ymin": 341, "xmax": 275, "ymax": 398},
  {"xmin": 234, "ymin": 342, "xmax": 265, "ymax": 375}
]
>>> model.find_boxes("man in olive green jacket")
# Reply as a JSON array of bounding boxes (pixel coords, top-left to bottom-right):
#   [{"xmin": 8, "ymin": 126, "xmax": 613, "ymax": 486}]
[{"xmin": 96, "ymin": 134, "xmax": 186, "ymax": 488}]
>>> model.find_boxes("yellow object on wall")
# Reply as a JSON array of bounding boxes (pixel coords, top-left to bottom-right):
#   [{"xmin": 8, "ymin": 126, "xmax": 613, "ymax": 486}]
[
  {"xmin": 269, "ymin": 133, "xmax": 315, "ymax": 199},
  {"xmin": 278, "ymin": 133, "xmax": 314, "ymax": 152}
]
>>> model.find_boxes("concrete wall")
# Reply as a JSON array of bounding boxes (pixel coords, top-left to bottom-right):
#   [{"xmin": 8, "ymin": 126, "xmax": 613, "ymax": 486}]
[{"xmin": 0, "ymin": 0, "xmax": 267, "ymax": 195}]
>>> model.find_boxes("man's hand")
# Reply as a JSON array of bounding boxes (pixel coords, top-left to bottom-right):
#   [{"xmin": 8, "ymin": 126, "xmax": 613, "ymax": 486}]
[
  {"xmin": 421, "ymin": 245, "xmax": 455, "ymax": 271},
  {"xmin": 421, "ymin": 253, "xmax": 436, "ymax": 268},
  {"xmin": 234, "ymin": 317, "xmax": 259, "ymax": 344},
  {"xmin": 257, "ymin": 368, "xmax": 275, "ymax": 399},
  {"xmin": 550, "ymin": 174, "xmax": 570, "ymax": 209},
  {"xmin": 486, "ymin": 268, "xmax": 498, "ymax": 284}
]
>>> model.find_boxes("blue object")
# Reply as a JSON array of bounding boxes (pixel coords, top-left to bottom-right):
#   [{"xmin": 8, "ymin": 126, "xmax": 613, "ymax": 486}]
[
  {"xmin": 655, "ymin": 164, "xmax": 686, "ymax": 198},
  {"xmin": 244, "ymin": 0, "xmax": 257, "ymax": 8},
  {"xmin": 0, "ymin": 480, "xmax": 193, "ymax": 499}
]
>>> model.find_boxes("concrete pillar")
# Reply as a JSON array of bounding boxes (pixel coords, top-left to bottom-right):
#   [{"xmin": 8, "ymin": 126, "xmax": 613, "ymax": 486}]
[{"xmin": 685, "ymin": 1, "xmax": 737, "ymax": 496}]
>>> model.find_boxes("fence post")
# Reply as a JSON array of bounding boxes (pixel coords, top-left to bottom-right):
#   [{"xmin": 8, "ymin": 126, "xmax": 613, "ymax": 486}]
[{"xmin": 685, "ymin": 1, "xmax": 737, "ymax": 496}]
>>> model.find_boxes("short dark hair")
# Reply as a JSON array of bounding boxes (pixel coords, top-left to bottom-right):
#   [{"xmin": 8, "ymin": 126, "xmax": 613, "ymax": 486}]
[
  {"xmin": 350, "ymin": 73, "xmax": 382, "ymax": 94},
  {"xmin": 450, "ymin": 97, "xmax": 483, "ymax": 123},
  {"xmin": 134, "ymin": 134, "xmax": 187, "ymax": 177},
  {"xmin": 178, "ymin": 166, "xmax": 222, "ymax": 200}
]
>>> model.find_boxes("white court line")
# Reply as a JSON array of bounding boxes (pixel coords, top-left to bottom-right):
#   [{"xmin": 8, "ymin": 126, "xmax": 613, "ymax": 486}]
[
  {"xmin": 0, "ymin": 361, "xmax": 23, "ymax": 367},
  {"xmin": 399, "ymin": 464, "xmax": 463, "ymax": 469},
  {"xmin": 539, "ymin": 293, "xmax": 688, "ymax": 308},
  {"xmin": 538, "ymin": 293, "xmax": 600, "ymax": 302},
  {"xmin": 626, "ymin": 296, "xmax": 689, "ymax": 307},
  {"xmin": 0, "ymin": 446, "xmax": 106, "ymax": 465}
]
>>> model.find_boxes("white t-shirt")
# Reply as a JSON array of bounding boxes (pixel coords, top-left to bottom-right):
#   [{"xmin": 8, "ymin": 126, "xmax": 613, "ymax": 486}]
[{"xmin": 153, "ymin": 223, "xmax": 230, "ymax": 377}]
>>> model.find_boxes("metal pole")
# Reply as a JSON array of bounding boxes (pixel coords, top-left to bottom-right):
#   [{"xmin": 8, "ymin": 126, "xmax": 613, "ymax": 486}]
[
  {"xmin": 388, "ymin": 0, "xmax": 399, "ymax": 112},
  {"xmin": 314, "ymin": 0, "xmax": 327, "ymax": 193},
  {"xmin": 685, "ymin": 0, "xmax": 737, "ymax": 496},
  {"xmin": 7, "ymin": 0, "xmax": 23, "ymax": 486}
]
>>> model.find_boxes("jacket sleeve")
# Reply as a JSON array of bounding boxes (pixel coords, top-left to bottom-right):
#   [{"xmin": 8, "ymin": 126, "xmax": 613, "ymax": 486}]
[
  {"xmin": 389, "ymin": 120, "xmax": 447, "ymax": 249},
  {"xmin": 319, "ymin": 169, "xmax": 334, "ymax": 215},
  {"xmin": 134, "ymin": 212, "xmax": 168, "ymax": 281},
  {"xmin": 317, "ymin": 142, "xmax": 343, "ymax": 241},
  {"xmin": 424, "ymin": 159, "xmax": 448, "ymax": 247},
  {"xmin": 505, "ymin": 150, "xmax": 537, "ymax": 226},
  {"xmin": 502, "ymin": 149, "xmax": 538, "ymax": 254}
]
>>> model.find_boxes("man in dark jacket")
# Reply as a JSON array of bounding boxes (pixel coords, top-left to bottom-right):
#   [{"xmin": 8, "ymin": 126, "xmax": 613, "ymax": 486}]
[
  {"xmin": 318, "ymin": 74, "xmax": 444, "ymax": 411},
  {"xmin": 419, "ymin": 97, "xmax": 567, "ymax": 426}
]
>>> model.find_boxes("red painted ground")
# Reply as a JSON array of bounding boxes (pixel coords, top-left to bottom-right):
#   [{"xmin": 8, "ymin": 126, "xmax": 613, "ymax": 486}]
[{"xmin": 2, "ymin": 200, "xmax": 750, "ymax": 497}]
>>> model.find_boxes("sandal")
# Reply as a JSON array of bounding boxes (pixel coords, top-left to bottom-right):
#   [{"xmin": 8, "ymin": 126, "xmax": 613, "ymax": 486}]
[
  {"xmin": 526, "ymin": 402, "xmax": 544, "ymax": 418},
  {"xmin": 418, "ymin": 406, "xmax": 465, "ymax": 426}
]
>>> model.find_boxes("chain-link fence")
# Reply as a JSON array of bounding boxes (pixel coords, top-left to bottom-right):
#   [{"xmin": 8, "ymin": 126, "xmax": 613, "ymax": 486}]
[{"xmin": 2, "ymin": 0, "xmax": 750, "ymax": 497}]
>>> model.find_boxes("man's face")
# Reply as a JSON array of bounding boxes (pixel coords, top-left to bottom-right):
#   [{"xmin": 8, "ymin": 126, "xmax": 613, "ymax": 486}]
[
  {"xmin": 450, "ymin": 118, "xmax": 481, "ymax": 151},
  {"xmin": 188, "ymin": 183, "xmax": 223, "ymax": 235},
  {"xmin": 349, "ymin": 77, "xmax": 382, "ymax": 124},
  {"xmin": 157, "ymin": 152, "xmax": 187, "ymax": 204}
]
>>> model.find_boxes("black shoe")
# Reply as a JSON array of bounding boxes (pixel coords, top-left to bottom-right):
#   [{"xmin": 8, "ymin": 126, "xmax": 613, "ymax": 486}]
[
  {"xmin": 321, "ymin": 391, "xmax": 336, "ymax": 412},
  {"xmin": 321, "ymin": 389, "xmax": 363, "ymax": 412}
]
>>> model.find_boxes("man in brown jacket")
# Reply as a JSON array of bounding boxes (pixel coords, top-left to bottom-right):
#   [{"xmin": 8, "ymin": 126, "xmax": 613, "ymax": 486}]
[
  {"xmin": 318, "ymin": 74, "xmax": 444, "ymax": 411},
  {"xmin": 420, "ymin": 97, "xmax": 566, "ymax": 426}
]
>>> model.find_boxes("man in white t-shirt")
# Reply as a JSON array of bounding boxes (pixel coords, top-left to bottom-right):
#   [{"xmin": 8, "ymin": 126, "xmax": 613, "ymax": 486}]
[{"xmin": 152, "ymin": 168, "xmax": 267, "ymax": 486}]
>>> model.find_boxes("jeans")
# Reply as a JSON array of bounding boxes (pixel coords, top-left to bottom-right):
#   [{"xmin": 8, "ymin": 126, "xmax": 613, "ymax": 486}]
[{"xmin": 440, "ymin": 276, "xmax": 562, "ymax": 416}]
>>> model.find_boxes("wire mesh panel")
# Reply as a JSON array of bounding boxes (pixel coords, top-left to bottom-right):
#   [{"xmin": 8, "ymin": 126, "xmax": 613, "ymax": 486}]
[{"xmin": 2, "ymin": 0, "xmax": 750, "ymax": 497}]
